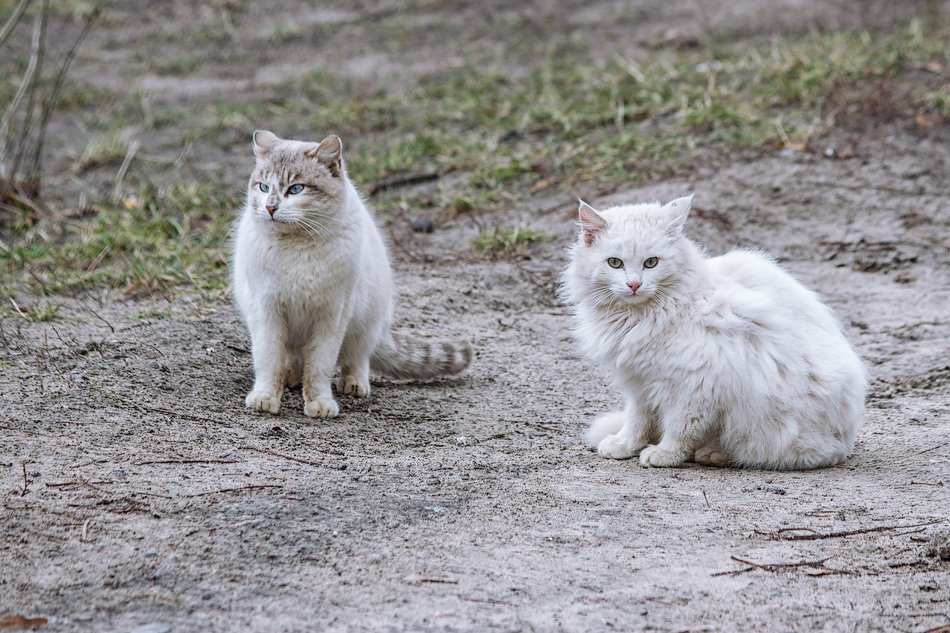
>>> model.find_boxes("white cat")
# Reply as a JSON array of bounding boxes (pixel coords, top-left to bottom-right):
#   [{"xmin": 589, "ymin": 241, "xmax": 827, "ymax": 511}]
[
  {"xmin": 232, "ymin": 130, "xmax": 472, "ymax": 418},
  {"xmin": 562, "ymin": 196, "xmax": 867, "ymax": 469}
]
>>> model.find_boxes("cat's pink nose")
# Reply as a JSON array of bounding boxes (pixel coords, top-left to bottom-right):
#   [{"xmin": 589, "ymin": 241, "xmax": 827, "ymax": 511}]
[
  {"xmin": 265, "ymin": 204, "xmax": 277, "ymax": 216},
  {"xmin": 627, "ymin": 280, "xmax": 642, "ymax": 293}
]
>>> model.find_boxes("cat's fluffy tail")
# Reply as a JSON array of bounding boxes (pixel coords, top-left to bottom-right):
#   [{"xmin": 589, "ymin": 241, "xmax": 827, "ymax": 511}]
[
  {"xmin": 585, "ymin": 411, "xmax": 626, "ymax": 448},
  {"xmin": 371, "ymin": 332, "xmax": 473, "ymax": 380}
]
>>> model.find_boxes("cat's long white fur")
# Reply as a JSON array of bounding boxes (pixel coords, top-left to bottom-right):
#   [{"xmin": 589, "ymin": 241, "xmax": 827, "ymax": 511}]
[
  {"xmin": 563, "ymin": 196, "xmax": 867, "ymax": 469},
  {"xmin": 232, "ymin": 131, "xmax": 471, "ymax": 418}
]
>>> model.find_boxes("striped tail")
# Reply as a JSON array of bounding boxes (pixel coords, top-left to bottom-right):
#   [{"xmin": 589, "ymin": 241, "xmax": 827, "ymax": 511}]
[{"xmin": 371, "ymin": 332, "xmax": 473, "ymax": 380}]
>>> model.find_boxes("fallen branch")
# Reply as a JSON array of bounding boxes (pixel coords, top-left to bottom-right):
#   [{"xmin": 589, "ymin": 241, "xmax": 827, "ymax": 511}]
[
  {"xmin": 134, "ymin": 459, "xmax": 238, "ymax": 466},
  {"xmin": 241, "ymin": 444, "xmax": 345, "ymax": 470},
  {"xmin": 755, "ymin": 520, "xmax": 943, "ymax": 541},
  {"xmin": 185, "ymin": 484, "xmax": 282, "ymax": 498},
  {"xmin": 712, "ymin": 555, "xmax": 833, "ymax": 577},
  {"xmin": 112, "ymin": 398, "xmax": 222, "ymax": 426},
  {"xmin": 367, "ymin": 169, "xmax": 439, "ymax": 195}
]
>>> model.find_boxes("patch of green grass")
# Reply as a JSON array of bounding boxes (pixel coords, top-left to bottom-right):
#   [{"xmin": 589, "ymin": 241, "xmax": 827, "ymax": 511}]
[
  {"xmin": 472, "ymin": 226, "xmax": 548, "ymax": 255},
  {"xmin": 5, "ymin": 13, "xmax": 945, "ymax": 298},
  {"xmin": 135, "ymin": 307, "xmax": 173, "ymax": 321},
  {"xmin": 151, "ymin": 55, "xmax": 200, "ymax": 76},
  {"xmin": 72, "ymin": 133, "xmax": 132, "ymax": 174},
  {"xmin": 1, "ymin": 182, "xmax": 238, "ymax": 296},
  {"xmin": 5, "ymin": 299, "xmax": 63, "ymax": 322}
]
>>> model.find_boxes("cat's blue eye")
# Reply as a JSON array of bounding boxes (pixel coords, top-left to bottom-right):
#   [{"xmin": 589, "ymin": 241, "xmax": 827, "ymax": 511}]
[
  {"xmin": 287, "ymin": 184, "xmax": 304, "ymax": 195},
  {"xmin": 607, "ymin": 257, "xmax": 623, "ymax": 269},
  {"xmin": 258, "ymin": 183, "xmax": 270, "ymax": 193}
]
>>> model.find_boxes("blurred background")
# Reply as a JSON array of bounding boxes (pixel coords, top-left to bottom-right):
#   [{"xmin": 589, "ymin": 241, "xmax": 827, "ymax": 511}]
[{"xmin": 0, "ymin": 0, "xmax": 946, "ymax": 298}]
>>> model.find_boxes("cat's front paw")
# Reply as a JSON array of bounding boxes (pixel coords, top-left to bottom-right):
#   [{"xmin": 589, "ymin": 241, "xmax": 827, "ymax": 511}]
[
  {"xmin": 639, "ymin": 444, "xmax": 686, "ymax": 468},
  {"xmin": 597, "ymin": 433, "xmax": 647, "ymax": 460},
  {"xmin": 304, "ymin": 396, "xmax": 339, "ymax": 419},
  {"xmin": 694, "ymin": 444, "xmax": 729, "ymax": 467},
  {"xmin": 245, "ymin": 390, "xmax": 280, "ymax": 414},
  {"xmin": 337, "ymin": 374, "xmax": 370, "ymax": 397}
]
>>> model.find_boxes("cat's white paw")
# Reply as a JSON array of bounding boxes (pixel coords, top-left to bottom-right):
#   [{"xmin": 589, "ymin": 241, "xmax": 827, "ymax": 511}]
[
  {"xmin": 337, "ymin": 374, "xmax": 371, "ymax": 397},
  {"xmin": 694, "ymin": 444, "xmax": 729, "ymax": 467},
  {"xmin": 245, "ymin": 390, "xmax": 280, "ymax": 414},
  {"xmin": 596, "ymin": 433, "xmax": 646, "ymax": 459},
  {"xmin": 304, "ymin": 396, "xmax": 339, "ymax": 419},
  {"xmin": 639, "ymin": 445, "xmax": 686, "ymax": 468}
]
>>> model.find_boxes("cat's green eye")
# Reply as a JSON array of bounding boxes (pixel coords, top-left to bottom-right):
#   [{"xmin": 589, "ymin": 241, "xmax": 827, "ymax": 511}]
[
  {"xmin": 258, "ymin": 182, "xmax": 270, "ymax": 193},
  {"xmin": 607, "ymin": 257, "xmax": 623, "ymax": 269},
  {"xmin": 287, "ymin": 184, "xmax": 304, "ymax": 195},
  {"xmin": 643, "ymin": 257, "xmax": 659, "ymax": 269}
]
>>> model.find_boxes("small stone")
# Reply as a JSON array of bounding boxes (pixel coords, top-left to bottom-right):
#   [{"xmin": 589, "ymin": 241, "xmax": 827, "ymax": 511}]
[
  {"xmin": 927, "ymin": 530, "xmax": 950, "ymax": 560},
  {"xmin": 411, "ymin": 218, "xmax": 434, "ymax": 233},
  {"xmin": 893, "ymin": 271, "xmax": 916, "ymax": 284},
  {"xmin": 455, "ymin": 436, "xmax": 471, "ymax": 446},
  {"xmin": 128, "ymin": 625, "xmax": 171, "ymax": 633}
]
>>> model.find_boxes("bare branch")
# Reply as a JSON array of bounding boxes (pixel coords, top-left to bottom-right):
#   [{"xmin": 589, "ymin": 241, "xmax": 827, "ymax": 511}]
[
  {"xmin": 28, "ymin": 4, "xmax": 101, "ymax": 180},
  {"xmin": 9, "ymin": 0, "xmax": 47, "ymax": 179},
  {"xmin": 0, "ymin": 7, "xmax": 43, "ymax": 169},
  {"xmin": 0, "ymin": 0, "xmax": 32, "ymax": 47}
]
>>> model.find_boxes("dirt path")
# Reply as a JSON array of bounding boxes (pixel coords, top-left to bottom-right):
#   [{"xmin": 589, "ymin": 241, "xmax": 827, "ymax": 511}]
[
  {"xmin": 3, "ymin": 129, "xmax": 948, "ymax": 630},
  {"xmin": 2, "ymin": 1, "xmax": 948, "ymax": 631}
]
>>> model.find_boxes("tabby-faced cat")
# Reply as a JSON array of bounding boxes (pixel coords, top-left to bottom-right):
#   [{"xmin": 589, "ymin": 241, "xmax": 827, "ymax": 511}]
[
  {"xmin": 232, "ymin": 130, "xmax": 472, "ymax": 418},
  {"xmin": 562, "ymin": 196, "xmax": 867, "ymax": 469}
]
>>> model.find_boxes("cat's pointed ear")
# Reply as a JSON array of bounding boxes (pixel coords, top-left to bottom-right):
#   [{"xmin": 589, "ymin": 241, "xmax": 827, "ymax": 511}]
[
  {"xmin": 664, "ymin": 194, "xmax": 694, "ymax": 234},
  {"xmin": 308, "ymin": 135, "xmax": 343, "ymax": 176},
  {"xmin": 577, "ymin": 200, "xmax": 607, "ymax": 246},
  {"xmin": 252, "ymin": 130, "xmax": 279, "ymax": 159}
]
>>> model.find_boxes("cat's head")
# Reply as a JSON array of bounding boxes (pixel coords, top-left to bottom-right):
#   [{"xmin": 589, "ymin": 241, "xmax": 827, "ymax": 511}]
[
  {"xmin": 246, "ymin": 130, "xmax": 347, "ymax": 230},
  {"xmin": 566, "ymin": 195, "xmax": 694, "ymax": 307}
]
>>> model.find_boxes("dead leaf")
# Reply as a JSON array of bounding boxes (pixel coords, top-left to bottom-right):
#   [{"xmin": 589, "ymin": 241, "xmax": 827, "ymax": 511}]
[
  {"xmin": 530, "ymin": 179, "xmax": 553, "ymax": 193},
  {"xmin": 915, "ymin": 113, "xmax": 934, "ymax": 128},
  {"xmin": 0, "ymin": 615, "xmax": 48, "ymax": 630},
  {"xmin": 923, "ymin": 60, "xmax": 944, "ymax": 74}
]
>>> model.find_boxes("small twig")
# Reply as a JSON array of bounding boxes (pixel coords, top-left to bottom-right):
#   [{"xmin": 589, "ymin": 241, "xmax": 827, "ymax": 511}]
[
  {"xmin": 47, "ymin": 480, "xmax": 113, "ymax": 487},
  {"xmin": 366, "ymin": 169, "xmax": 439, "ymax": 195},
  {"xmin": 134, "ymin": 459, "xmax": 238, "ymax": 466},
  {"xmin": 712, "ymin": 555, "xmax": 832, "ymax": 577},
  {"xmin": 80, "ymin": 518, "xmax": 91, "ymax": 542},
  {"xmin": 20, "ymin": 461, "xmax": 30, "ymax": 496},
  {"xmin": 186, "ymin": 484, "xmax": 282, "ymax": 498},
  {"xmin": 112, "ymin": 138, "xmax": 140, "ymax": 200},
  {"xmin": 241, "ymin": 445, "xmax": 344, "ymax": 469},
  {"xmin": 113, "ymin": 398, "xmax": 221, "ymax": 425},
  {"xmin": 418, "ymin": 577, "xmax": 459, "ymax": 585},
  {"xmin": 755, "ymin": 520, "xmax": 943, "ymax": 541},
  {"xmin": 75, "ymin": 298, "xmax": 115, "ymax": 332},
  {"xmin": 9, "ymin": 297, "xmax": 29, "ymax": 320},
  {"xmin": 702, "ymin": 490, "xmax": 711, "ymax": 508}
]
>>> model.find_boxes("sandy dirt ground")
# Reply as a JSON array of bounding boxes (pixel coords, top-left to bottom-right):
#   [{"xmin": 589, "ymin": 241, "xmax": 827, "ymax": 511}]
[{"xmin": 2, "ymin": 1, "xmax": 949, "ymax": 632}]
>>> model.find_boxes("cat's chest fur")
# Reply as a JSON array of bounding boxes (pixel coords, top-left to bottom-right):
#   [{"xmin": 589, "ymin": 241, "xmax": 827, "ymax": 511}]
[
  {"xmin": 248, "ymin": 229, "xmax": 357, "ymax": 310},
  {"xmin": 580, "ymin": 287, "xmax": 742, "ymax": 383}
]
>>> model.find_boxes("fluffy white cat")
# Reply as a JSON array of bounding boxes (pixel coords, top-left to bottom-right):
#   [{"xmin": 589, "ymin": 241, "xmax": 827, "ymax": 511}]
[
  {"xmin": 232, "ymin": 130, "xmax": 472, "ymax": 418},
  {"xmin": 562, "ymin": 196, "xmax": 867, "ymax": 469}
]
